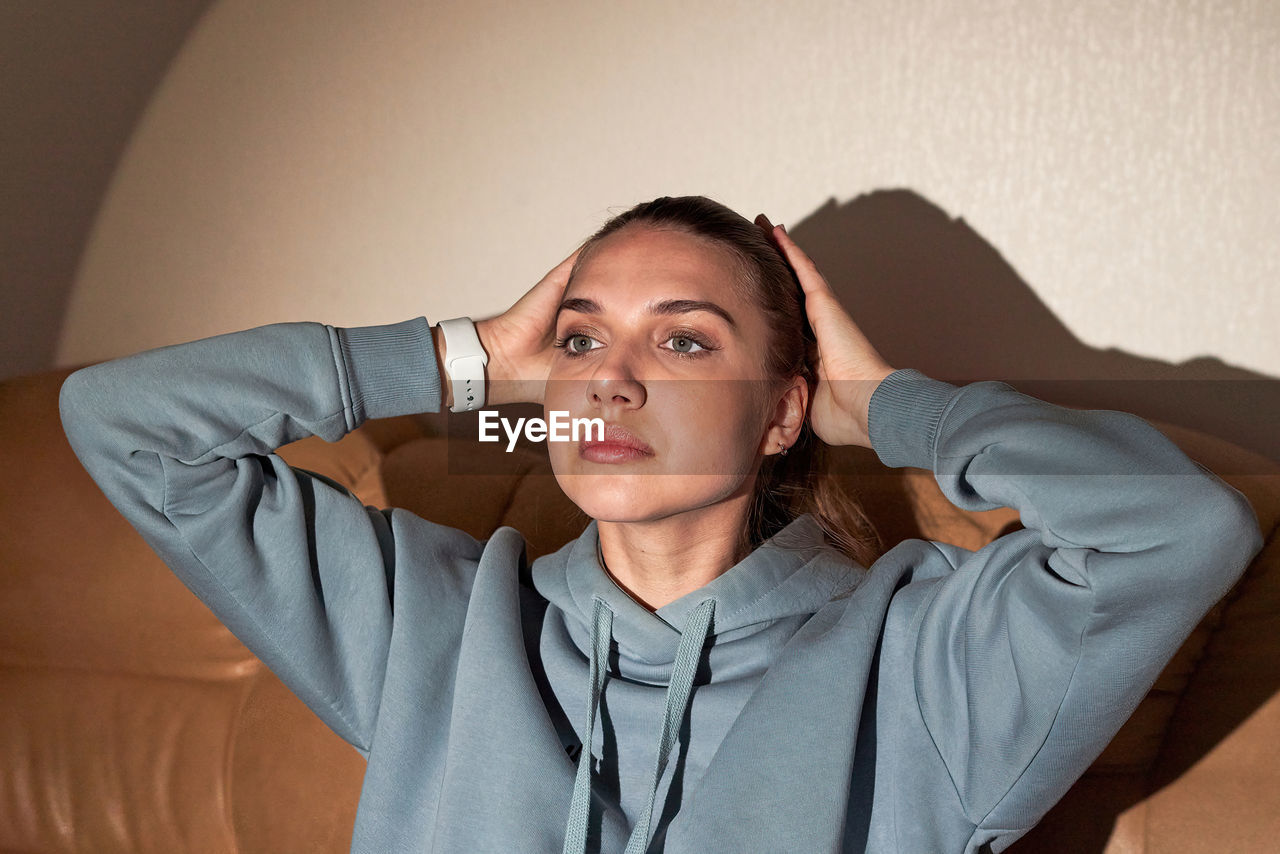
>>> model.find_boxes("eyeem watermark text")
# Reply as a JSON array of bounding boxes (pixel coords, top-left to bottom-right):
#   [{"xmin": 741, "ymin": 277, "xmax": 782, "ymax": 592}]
[{"xmin": 478, "ymin": 410, "xmax": 605, "ymax": 452}]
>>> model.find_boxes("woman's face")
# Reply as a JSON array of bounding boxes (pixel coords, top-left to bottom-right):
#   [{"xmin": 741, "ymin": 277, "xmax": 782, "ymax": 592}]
[{"xmin": 545, "ymin": 225, "xmax": 782, "ymax": 524}]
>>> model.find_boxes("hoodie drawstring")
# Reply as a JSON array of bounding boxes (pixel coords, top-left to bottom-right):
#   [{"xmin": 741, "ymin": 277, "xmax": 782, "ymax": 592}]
[
  {"xmin": 563, "ymin": 597, "xmax": 614, "ymax": 854},
  {"xmin": 562, "ymin": 596, "xmax": 716, "ymax": 854}
]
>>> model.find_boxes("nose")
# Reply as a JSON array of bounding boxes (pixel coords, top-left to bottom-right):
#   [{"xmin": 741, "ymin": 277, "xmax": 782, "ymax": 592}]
[{"xmin": 585, "ymin": 345, "xmax": 646, "ymax": 413}]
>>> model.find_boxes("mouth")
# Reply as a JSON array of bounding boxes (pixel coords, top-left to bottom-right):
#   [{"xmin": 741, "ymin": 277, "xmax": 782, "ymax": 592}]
[{"xmin": 578, "ymin": 422, "xmax": 655, "ymax": 464}]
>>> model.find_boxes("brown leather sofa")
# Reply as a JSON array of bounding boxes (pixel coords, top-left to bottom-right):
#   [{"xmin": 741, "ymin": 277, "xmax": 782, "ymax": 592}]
[{"xmin": 3, "ymin": 365, "xmax": 1277, "ymax": 853}]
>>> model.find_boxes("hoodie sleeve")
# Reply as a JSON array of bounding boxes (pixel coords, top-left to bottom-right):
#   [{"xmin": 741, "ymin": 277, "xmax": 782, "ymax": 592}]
[
  {"xmin": 58, "ymin": 317, "xmax": 456, "ymax": 754},
  {"xmin": 867, "ymin": 368, "xmax": 1265, "ymax": 843}
]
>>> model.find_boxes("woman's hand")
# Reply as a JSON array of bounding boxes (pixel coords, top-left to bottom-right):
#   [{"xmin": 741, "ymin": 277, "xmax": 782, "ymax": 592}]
[
  {"xmin": 756, "ymin": 215, "xmax": 896, "ymax": 449},
  {"xmin": 455, "ymin": 245, "xmax": 582, "ymax": 407}
]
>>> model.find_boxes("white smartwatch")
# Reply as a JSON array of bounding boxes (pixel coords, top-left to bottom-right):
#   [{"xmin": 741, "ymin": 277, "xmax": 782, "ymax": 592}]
[{"xmin": 436, "ymin": 317, "xmax": 489, "ymax": 413}]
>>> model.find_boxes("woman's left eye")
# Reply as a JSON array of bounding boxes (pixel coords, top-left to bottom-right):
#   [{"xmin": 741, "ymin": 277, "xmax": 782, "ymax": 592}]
[{"xmin": 662, "ymin": 334, "xmax": 710, "ymax": 356}]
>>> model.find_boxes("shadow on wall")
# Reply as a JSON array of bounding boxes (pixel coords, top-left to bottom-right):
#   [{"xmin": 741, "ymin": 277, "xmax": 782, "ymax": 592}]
[{"xmin": 789, "ymin": 190, "xmax": 1279, "ymax": 466}]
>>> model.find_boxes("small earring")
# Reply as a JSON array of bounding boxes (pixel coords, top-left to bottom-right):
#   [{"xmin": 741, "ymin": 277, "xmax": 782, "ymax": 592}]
[{"xmin": 778, "ymin": 442, "xmax": 789, "ymax": 457}]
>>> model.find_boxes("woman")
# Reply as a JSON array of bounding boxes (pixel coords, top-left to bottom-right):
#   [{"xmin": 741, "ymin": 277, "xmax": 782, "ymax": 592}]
[{"xmin": 60, "ymin": 196, "xmax": 1263, "ymax": 853}]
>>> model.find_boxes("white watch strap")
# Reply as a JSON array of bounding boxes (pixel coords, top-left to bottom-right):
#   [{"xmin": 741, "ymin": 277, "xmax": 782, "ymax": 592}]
[{"xmin": 437, "ymin": 317, "xmax": 489, "ymax": 412}]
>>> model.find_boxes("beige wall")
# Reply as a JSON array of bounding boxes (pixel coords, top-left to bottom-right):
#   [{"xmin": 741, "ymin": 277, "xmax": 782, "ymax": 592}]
[{"xmin": 19, "ymin": 1, "xmax": 1279, "ymax": 453}]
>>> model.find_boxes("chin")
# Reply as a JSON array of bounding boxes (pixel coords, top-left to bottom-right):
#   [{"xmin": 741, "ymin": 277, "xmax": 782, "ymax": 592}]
[
  {"xmin": 553, "ymin": 467, "xmax": 752, "ymax": 526},
  {"xmin": 553, "ymin": 471, "xmax": 660, "ymax": 523}
]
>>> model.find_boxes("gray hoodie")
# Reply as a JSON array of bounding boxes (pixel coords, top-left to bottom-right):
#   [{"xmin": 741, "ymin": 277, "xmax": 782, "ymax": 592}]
[{"xmin": 58, "ymin": 316, "xmax": 1264, "ymax": 853}]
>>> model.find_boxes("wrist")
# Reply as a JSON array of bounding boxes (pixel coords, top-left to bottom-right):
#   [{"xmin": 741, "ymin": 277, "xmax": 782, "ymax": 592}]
[
  {"xmin": 430, "ymin": 323, "xmax": 453, "ymax": 410},
  {"xmin": 853, "ymin": 366, "xmax": 897, "ymax": 447},
  {"xmin": 473, "ymin": 318, "xmax": 506, "ymax": 406}
]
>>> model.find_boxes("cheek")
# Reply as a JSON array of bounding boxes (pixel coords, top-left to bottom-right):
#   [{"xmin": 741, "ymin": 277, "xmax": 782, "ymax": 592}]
[
  {"xmin": 666, "ymin": 397, "xmax": 763, "ymax": 476},
  {"xmin": 543, "ymin": 377, "xmax": 571, "ymax": 409}
]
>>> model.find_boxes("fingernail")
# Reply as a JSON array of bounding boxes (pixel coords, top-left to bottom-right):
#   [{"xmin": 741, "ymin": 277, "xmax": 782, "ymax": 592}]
[{"xmin": 778, "ymin": 224, "xmax": 787, "ymax": 234}]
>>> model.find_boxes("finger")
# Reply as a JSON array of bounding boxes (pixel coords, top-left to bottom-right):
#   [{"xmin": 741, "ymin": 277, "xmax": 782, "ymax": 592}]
[
  {"xmin": 754, "ymin": 214, "xmax": 783, "ymax": 252},
  {"xmin": 771, "ymin": 226, "xmax": 834, "ymax": 299},
  {"xmin": 770, "ymin": 227, "xmax": 861, "ymax": 353}
]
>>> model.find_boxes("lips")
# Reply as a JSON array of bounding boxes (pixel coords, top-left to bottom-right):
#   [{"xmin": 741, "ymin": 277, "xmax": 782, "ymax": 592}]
[{"xmin": 578, "ymin": 422, "xmax": 655, "ymax": 463}]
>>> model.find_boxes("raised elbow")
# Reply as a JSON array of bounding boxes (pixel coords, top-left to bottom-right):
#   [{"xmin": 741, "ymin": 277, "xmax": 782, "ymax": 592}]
[
  {"xmin": 58, "ymin": 363, "xmax": 132, "ymax": 473},
  {"xmin": 1218, "ymin": 484, "xmax": 1266, "ymax": 578},
  {"xmin": 1171, "ymin": 480, "xmax": 1266, "ymax": 604},
  {"xmin": 58, "ymin": 366, "xmax": 101, "ymax": 455}
]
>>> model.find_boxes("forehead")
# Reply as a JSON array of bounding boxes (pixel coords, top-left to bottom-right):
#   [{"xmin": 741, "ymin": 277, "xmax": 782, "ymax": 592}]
[{"xmin": 566, "ymin": 226, "xmax": 745, "ymax": 301}]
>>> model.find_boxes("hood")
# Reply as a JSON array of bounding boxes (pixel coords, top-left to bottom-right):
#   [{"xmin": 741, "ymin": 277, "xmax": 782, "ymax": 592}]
[
  {"xmin": 524, "ymin": 512, "xmax": 865, "ymax": 686},
  {"xmin": 530, "ymin": 512, "xmax": 864, "ymax": 854},
  {"xmin": 533, "ymin": 512, "xmax": 861, "ymax": 675}
]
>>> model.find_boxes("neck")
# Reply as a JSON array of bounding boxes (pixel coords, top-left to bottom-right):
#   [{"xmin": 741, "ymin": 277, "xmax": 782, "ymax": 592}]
[{"xmin": 596, "ymin": 494, "xmax": 754, "ymax": 612}]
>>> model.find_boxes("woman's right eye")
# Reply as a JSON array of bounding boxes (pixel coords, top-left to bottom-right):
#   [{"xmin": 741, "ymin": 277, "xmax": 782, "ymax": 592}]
[{"xmin": 554, "ymin": 333, "xmax": 601, "ymax": 356}]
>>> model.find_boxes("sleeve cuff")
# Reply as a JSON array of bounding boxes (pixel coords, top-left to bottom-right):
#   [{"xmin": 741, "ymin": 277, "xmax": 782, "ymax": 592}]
[
  {"xmin": 335, "ymin": 317, "xmax": 443, "ymax": 422},
  {"xmin": 867, "ymin": 368, "xmax": 963, "ymax": 469}
]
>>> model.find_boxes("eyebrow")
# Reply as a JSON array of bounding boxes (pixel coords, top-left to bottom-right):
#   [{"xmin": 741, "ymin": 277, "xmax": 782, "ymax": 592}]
[{"xmin": 555, "ymin": 297, "xmax": 737, "ymax": 328}]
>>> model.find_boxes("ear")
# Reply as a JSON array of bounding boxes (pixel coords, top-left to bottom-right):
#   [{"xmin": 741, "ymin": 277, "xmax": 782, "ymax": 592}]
[{"xmin": 758, "ymin": 376, "xmax": 809, "ymax": 456}]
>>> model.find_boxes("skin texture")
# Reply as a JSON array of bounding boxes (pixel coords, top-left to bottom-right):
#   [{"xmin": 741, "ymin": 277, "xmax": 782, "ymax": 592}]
[{"xmin": 436, "ymin": 218, "xmax": 895, "ymax": 610}]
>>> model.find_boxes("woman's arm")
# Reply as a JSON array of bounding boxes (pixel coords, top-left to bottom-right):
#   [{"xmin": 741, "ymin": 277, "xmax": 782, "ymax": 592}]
[
  {"xmin": 763, "ymin": 218, "xmax": 1264, "ymax": 842},
  {"xmin": 57, "ymin": 240, "xmax": 582, "ymax": 754},
  {"xmin": 868, "ymin": 368, "xmax": 1264, "ymax": 837},
  {"xmin": 58, "ymin": 317, "xmax": 465, "ymax": 753}
]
